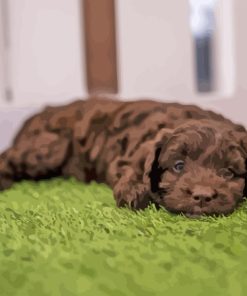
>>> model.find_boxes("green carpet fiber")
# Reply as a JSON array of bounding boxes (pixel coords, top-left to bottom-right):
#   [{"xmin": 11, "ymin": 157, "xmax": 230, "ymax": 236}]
[{"xmin": 0, "ymin": 177, "xmax": 246, "ymax": 296}]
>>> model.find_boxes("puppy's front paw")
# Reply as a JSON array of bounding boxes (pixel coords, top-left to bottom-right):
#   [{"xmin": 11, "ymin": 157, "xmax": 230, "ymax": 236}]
[{"xmin": 114, "ymin": 183, "xmax": 151, "ymax": 210}]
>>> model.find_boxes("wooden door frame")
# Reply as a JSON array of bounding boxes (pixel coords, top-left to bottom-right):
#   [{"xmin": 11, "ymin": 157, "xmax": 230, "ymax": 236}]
[{"xmin": 82, "ymin": 0, "xmax": 118, "ymax": 94}]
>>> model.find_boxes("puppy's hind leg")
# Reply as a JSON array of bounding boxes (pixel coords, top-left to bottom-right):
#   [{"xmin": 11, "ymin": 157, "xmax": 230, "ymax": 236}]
[
  {"xmin": 0, "ymin": 149, "xmax": 15, "ymax": 190},
  {"xmin": 0, "ymin": 131, "xmax": 71, "ymax": 191}
]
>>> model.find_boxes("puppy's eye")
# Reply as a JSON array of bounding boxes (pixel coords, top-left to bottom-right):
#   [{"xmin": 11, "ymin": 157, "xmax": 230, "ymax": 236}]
[
  {"xmin": 173, "ymin": 160, "xmax": 184, "ymax": 173},
  {"xmin": 218, "ymin": 168, "xmax": 234, "ymax": 179}
]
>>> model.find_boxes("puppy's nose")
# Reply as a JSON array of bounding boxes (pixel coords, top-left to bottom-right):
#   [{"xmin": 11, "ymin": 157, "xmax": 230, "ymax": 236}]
[{"xmin": 192, "ymin": 186, "xmax": 217, "ymax": 206}]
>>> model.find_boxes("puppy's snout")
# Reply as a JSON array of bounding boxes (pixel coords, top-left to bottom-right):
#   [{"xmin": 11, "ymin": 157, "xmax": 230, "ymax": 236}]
[
  {"xmin": 193, "ymin": 194, "xmax": 213, "ymax": 203},
  {"xmin": 191, "ymin": 186, "xmax": 218, "ymax": 206}
]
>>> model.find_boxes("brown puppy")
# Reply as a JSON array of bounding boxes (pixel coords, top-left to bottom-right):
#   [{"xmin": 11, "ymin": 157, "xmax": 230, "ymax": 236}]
[{"xmin": 0, "ymin": 97, "xmax": 246, "ymax": 217}]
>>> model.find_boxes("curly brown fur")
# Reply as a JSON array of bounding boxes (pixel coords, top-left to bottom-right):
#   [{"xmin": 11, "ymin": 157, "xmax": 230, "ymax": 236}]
[{"xmin": 0, "ymin": 97, "xmax": 247, "ymax": 217}]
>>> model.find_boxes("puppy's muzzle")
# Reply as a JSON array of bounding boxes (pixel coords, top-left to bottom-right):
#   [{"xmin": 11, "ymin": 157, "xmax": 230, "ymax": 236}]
[{"xmin": 191, "ymin": 185, "xmax": 218, "ymax": 207}]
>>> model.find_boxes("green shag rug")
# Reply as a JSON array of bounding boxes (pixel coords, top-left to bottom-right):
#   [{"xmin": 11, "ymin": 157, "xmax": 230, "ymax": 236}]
[{"xmin": 0, "ymin": 177, "xmax": 247, "ymax": 296}]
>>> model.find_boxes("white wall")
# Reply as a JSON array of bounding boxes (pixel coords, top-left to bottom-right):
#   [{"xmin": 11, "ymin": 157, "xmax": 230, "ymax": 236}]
[
  {"xmin": 0, "ymin": 1, "xmax": 6, "ymax": 101},
  {"xmin": 116, "ymin": 0, "xmax": 195, "ymax": 101},
  {"xmin": 0, "ymin": 0, "xmax": 86, "ymax": 109},
  {"xmin": 203, "ymin": 0, "xmax": 247, "ymax": 126}
]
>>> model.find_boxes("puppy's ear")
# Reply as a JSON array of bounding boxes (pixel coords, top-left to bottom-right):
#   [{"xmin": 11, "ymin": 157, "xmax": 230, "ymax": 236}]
[
  {"xmin": 240, "ymin": 134, "xmax": 247, "ymax": 157},
  {"xmin": 237, "ymin": 133, "xmax": 247, "ymax": 198},
  {"xmin": 232, "ymin": 130, "xmax": 247, "ymax": 158},
  {"xmin": 144, "ymin": 128, "xmax": 173, "ymax": 193}
]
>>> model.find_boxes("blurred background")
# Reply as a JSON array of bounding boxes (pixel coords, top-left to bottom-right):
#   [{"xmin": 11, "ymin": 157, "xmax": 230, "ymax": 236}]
[{"xmin": 0, "ymin": 0, "xmax": 246, "ymax": 152}]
